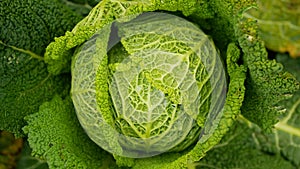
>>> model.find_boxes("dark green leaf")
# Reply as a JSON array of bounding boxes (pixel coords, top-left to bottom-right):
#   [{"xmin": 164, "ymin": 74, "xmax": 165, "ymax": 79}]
[{"xmin": 0, "ymin": 0, "xmax": 81, "ymax": 136}]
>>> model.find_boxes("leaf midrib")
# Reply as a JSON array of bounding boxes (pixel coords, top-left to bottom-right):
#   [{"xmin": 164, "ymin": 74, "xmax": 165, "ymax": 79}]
[{"xmin": 0, "ymin": 40, "xmax": 44, "ymax": 61}]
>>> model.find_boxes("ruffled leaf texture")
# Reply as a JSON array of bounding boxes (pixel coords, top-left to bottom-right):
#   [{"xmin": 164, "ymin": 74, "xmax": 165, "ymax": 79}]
[
  {"xmin": 0, "ymin": 0, "xmax": 82, "ymax": 136},
  {"xmin": 190, "ymin": 0, "xmax": 299, "ymax": 131},
  {"xmin": 237, "ymin": 18, "xmax": 299, "ymax": 132},
  {"xmin": 256, "ymin": 54, "xmax": 300, "ymax": 167},
  {"xmin": 198, "ymin": 54, "xmax": 300, "ymax": 168},
  {"xmin": 197, "ymin": 120, "xmax": 296, "ymax": 169},
  {"xmin": 23, "ymin": 96, "xmax": 119, "ymax": 169}
]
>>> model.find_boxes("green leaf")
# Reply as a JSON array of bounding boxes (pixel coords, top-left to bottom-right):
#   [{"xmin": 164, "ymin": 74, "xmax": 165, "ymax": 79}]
[
  {"xmin": 44, "ymin": 0, "xmax": 209, "ymax": 75},
  {"xmin": 272, "ymin": 92, "xmax": 300, "ymax": 167},
  {"xmin": 196, "ymin": 53, "xmax": 300, "ymax": 169},
  {"xmin": 251, "ymin": 54, "xmax": 300, "ymax": 167},
  {"xmin": 237, "ymin": 18, "xmax": 299, "ymax": 132},
  {"xmin": 23, "ymin": 96, "xmax": 119, "ymax": 169},
  {"xmin": 0, "ymin": 0, "xmax": 81, "ymax": 136},
  {"xmin": 45, "ymin": 0, "xmax": 250, "ymax": 167},
  {"xmin": 197, "ymin": 120, "xmax": 295, "ymax": 169}
]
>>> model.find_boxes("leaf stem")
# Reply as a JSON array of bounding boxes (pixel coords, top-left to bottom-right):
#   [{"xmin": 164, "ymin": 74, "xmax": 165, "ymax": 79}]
[
  {"xmin": 275, "ymin": 122, "xmax": 300, "ymax": 137},
  {"xmin": 0, "ymin": 40, "xmax": 44, "ymax": 60}
]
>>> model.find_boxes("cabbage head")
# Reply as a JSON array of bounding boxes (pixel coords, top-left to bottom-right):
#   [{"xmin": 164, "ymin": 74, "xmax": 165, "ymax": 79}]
[{"xmin": 71, "ymin": 12, "xmax": 227, "ymax": 158}]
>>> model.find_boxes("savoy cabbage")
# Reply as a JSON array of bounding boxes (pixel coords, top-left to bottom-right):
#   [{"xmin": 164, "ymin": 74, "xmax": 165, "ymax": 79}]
[{"xmin": 1, "ymin": 0, "xmax": 300, "ymax": 169}]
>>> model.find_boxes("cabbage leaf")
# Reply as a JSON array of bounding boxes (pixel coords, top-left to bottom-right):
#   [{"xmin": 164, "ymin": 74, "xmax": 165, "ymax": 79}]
[
  {"xmin": 0, "ymin": 0, "xmax": 81, "ymax": 136},
  {"xmin": 198, "ymin": 54, "xmax": 300, "ymax": 168},
  {"xmin": 23, "ymin": 96, "xmax": 118, "ymax": 169}
]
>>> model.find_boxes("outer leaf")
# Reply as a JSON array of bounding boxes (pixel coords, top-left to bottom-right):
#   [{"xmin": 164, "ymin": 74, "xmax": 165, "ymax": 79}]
[
  {"xmin": 197, "ymin": 50, "xmax": 300, "ymax": 167},
  {"xmin": 237, "ymin": 17, "xmax": 299, "ymax": 132},
  {"xmin": 23, "ymin": 96, "xmax": 119, "ymax": 169},
  {"xmin": 273, "ymin": 91, "xmax": 300, "ymax": 167},
  {"xmin": 197, "ymin": 120, "xmax": 295, "ymax": 169},
  {"xmin": 44, "ymin": 0, "xmax": 207, "ymax": 75},
  {"xmin": 0, "ymin": 0, "xmax": 81, "ymax": 136},
  {"xmin": 200, "ymin": 0, "xmax": 256, "ymax": 51},
  {"xmin": 252, "ymin": 54, "xmax": 300, "ymax": 167},
  {"xmin": 193, "ymin": 0, "xmax": 299, "ymax": 131},
  {"xmin": 192, "ymin": 0, "xmax": 299, "ymax": 132}
]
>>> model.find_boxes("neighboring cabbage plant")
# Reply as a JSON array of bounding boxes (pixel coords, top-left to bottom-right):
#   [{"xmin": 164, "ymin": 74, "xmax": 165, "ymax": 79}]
[{"xmin": 244, "ymin": 0, "xmax": 300, "ymax": 57}]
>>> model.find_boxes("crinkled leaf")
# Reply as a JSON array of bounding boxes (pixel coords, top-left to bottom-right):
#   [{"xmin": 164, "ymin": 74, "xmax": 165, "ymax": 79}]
[
  {"xmin": 23, "ymin": 96, "xmax": 119, "ymax": 169},
  {"xmin": 198, "ymin": 120, "xmax": 295, "ymax": 169},
  {"xmin": 251, "ymin": 54, "xmax": 300, "ymax": 167},
  {"xmin": 0, "ymin": 0, "xmax": 81, "ymax": 136},
  {"xmin": 44, "ymin": 0, "xmax": 210, "ymax": 75},
  {"xmin": 198, "ymin": 0, "xmax": 256, "ymax": 51},
  {"xmin": 196, "ymin": 70, "xmax": 300, "ymax": 168},
  {"xmin": 193, "ymin": 0, "xmax": 299, "ymax": 132},
  {"xmin": 237, "ymin": 18, "xmax": 299, "ymax": 132}
]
